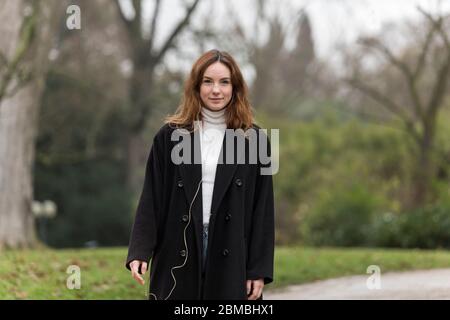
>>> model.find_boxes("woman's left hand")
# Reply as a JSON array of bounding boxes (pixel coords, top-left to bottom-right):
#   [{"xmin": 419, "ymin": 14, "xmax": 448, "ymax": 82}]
[{"xmin": 246, "ymin": 279, "xmax": 264, "ymax": 300}]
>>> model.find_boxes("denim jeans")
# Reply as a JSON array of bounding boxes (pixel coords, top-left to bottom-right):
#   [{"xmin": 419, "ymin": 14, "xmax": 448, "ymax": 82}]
[{"xmin": 202, "ymin": 224, "xmax": 208, "ymax": 273}]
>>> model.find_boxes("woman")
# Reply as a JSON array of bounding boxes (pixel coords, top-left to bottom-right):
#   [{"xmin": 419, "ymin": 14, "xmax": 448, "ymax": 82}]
[{"xmin": 125, "ymin": 49, "xmax": 275, "ymax": 300}]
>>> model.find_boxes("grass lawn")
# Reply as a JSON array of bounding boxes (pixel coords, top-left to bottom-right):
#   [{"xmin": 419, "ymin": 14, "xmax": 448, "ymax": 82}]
[{"xmin": 2, "ymin": 246, "xmax": 450, "ymax": 299}]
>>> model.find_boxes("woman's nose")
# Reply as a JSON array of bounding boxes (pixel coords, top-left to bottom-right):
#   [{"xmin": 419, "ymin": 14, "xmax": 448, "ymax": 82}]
[{"xmin": 212, "ymin": 84, "xmax": 221, "ymax": 93}]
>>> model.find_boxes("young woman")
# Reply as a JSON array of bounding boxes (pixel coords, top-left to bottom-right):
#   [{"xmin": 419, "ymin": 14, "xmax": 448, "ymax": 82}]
[{"xmin": 125, "ymin": 49, "xmax": 275, "ymax": 300}]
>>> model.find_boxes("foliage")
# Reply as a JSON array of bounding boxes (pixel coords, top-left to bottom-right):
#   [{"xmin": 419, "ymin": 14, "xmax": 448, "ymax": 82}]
[
  {"xmin": 257, "ymin": 108, "xmax": 408, "ymax": 244},
  {"xmin": 371, "ymin": 201, "xmax": 450, "ymax": 249},
  {"xmin": 301, "ymin": 183, "xmax": 382, "ymax": 246},
  {"xmin": 34, "ymin": 70, "xmax": 132, "ymax": 248},
  {"xmin": 34, "ymin": 159, "xmax": 132, "ymax": 248},
  {"xmin": 256, "ymin": 104, "xmax": 450, "ymax": 246}
]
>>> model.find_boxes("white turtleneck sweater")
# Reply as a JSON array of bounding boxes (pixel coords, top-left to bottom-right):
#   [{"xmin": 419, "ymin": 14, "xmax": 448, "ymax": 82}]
[{"xmin": 199, "ymin": 107, "xmax": 227, "ymax": 226}]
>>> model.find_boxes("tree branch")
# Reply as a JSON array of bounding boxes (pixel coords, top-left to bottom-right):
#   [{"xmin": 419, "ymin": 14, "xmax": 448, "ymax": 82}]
[
  {"xmin": 359, "ymin": 37, "xmax": 425, "ymax": 121},
  {"xmin": 148, "ymin": 0, "xmax": 162, "ymax": 51},
  {"xmin": 132, "ymin": 0, "xmax": 141, "ymax": 34},
  {"xmin": 414, "ymin": 20, "xmax": 436, "ymax": 79},
  {"xmin": 406, "ymin": 76, "xmax": 425, "ymax": 122},
  {"xmin": 154, "ymin": 0, "xmax": 202, "ymax": 64},
  {"xmin": 427, "ymin": 54, "xmax": 450, "ymax": 117},
  {"xmin": 359, "ymin": 37, "xmax": 412, "ymax": 78},
  {"xmin": 114, "ymin": 0, "xmax": 132, "ymax": 31},
  {"xmin": 345, "ymin": 77, "xmax": 421, "ymax": 144},
  {"xmin": 418, "ymin": 7, "xmax": 450, "ymax": 50},
  {"xmin": 416, "ymin": 7, "xmax": 450, "ymax": 118},
  {"xmin": 346, "ymin": 78, "xmax": 409, "ymax": 119},
  {"xmin": 0, "ymin": 2, "xmax": 38, "ymax": 103},
  {"xmin": 340, "ymin": 105, "xmax": 404, "ymax": 131}
]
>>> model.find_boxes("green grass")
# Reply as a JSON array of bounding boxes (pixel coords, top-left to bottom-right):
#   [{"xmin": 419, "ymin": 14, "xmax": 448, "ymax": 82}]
[
  {"xmin": 0, "ymin": 247, "xmax": 145, "ymax": 299},
  {"xmin": 273, "ymin": 246, "xmax": 450, "ymax": 289},
  {"xmin": 2, "ymin": 246, "xmax": 450, "ymax": 299}
]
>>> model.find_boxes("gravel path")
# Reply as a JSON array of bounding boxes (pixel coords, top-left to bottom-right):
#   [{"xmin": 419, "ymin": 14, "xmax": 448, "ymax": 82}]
[{"xmin": 264, "ymin": 269, "xmax": 450, "ymax": 299}]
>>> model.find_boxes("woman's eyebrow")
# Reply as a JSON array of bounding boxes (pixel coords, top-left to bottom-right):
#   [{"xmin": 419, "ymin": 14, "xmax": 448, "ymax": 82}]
[{"xmin": 203, "ymin": 76, "xmax": 231, "ymax": 80}]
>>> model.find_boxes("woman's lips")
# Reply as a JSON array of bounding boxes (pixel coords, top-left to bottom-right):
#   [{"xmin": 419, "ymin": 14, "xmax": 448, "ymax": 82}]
[{"xmin": 209, "ymin": 98, "xmax": 223, "ymax": 103}]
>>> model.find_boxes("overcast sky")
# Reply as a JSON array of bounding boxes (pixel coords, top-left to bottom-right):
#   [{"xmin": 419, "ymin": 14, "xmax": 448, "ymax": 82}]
[
  {"xmin": 296, "ymin": 0, "xmax": 450, "ymax": 57},
  {"xmin": 118, "ymin": 0, "xmax": 450, "ymax": 78},
  {"xmin": 141, "ymin": 0, "xmax": 450, "ymax": 55}
]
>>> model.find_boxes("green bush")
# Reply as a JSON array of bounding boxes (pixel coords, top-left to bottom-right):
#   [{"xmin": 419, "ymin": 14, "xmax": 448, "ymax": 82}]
[
  {"xmin": 258, "ymin": 111, "xmax": 412, "ymax": 245},
  {"xmin": 301, "ymin": 183, "xmax": 382, "ymax": 246},
  {"xmin": 372, "ymin": 202, "xmax": 450, "ymax": 249},
  {"xmin": 34, "ymin": 159, "xmax": 132, "ymax": 248}
]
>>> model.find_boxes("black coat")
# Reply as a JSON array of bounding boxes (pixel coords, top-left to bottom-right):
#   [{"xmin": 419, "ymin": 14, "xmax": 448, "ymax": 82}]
[{"xmin": 125, "ymin": 123, "xmax": 275, "ymax": 300}]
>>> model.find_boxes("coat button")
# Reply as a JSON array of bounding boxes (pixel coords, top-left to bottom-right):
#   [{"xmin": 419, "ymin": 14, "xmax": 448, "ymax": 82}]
[
  {"xmin": 235, "ymin": 178, "xmax": 242, "ymax": 187},
  {"xmin": 177, "ymin": 180, "xmax": 184, "ymax": 188},
  {"xmin": 180, "ymin": 249, "xmax": 186, "ymax": 257},
  {"xmin": 225, "ymin": 213, "xmax": 232, "ymax": 221},
  {"xmin": 222, "ymin": 249, "xmax": 230, "ymax": 257},
  {"xmin": 182, "ymin": 215, "xmax": 189, "ymax": 223}
]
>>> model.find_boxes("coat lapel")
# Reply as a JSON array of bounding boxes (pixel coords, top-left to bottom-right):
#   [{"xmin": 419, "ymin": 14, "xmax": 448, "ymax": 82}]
[
  {"xmin": 178, "ymin": 128, "xmax": 203, "ymax": 222},
  {"xmin": 210, "ymin": 149, "xmax": 238, "ymax": 216},
  {"xmin": 208, "ymin": 131, "xmax": 244, "ymax": 248}
]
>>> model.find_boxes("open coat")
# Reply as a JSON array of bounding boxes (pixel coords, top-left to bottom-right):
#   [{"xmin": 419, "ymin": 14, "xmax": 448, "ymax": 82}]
[{"xmin": 125, "ymin": 123, "xmax": 275, "ymax": 300}]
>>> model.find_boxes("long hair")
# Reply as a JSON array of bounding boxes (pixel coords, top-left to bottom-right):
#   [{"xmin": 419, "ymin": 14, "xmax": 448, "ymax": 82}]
[{"xmin": 165, "ymin": 49, "xmax": 254, "ymax": 131}]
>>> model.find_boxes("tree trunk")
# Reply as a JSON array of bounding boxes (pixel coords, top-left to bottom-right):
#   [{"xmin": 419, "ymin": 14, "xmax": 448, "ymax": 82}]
[
  {"xmin": 0, "ymin": 0, "xmax": 60, "ymax": 249},
  {"xmin": 126, "ymin": 56, "xmax": 155, "ymax": 194},
  {"xmin": 113, "ymin": 0, "xmax": 202, "ymax": 196},
  {"xmin": 410, "ymin": 122, "xmax": 435, "ymax": 208}
]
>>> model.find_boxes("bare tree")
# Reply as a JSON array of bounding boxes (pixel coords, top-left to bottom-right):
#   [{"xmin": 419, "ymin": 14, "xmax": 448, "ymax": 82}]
[
  {"xmin": 345, "ymin": 7, "xmax": 450, "ymax": 208},
  {"xmin": 113, "ymin": 0, "xmax": 202, "ymax": 193},
  {"xmin": 0, "ymin": 0, "xmax": 62, "ymax": 249},
  {"xmin": 224, "ymin": 0, "xmax": 325, "ymax": 116}
]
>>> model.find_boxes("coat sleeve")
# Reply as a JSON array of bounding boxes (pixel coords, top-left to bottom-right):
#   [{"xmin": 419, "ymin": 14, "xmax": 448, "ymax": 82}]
[
  {"xmin": 246, "ymin": 132, "xmax": 275, "ymax": 284},
  {"xmin": 125, "ymin": 133, "xmax": 164, "ymax": 270}
]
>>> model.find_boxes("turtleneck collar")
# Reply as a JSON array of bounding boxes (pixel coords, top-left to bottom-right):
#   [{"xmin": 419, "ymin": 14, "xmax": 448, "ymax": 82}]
[{"xmin": 201, "ymin": 107, "xmax": 226, "ymax": 126}]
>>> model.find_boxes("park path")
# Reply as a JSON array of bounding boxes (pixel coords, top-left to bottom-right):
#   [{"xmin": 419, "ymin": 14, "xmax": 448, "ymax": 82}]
[{"xmin": 264, "ymin": 268, "xmax": 450, "ymax": 299}]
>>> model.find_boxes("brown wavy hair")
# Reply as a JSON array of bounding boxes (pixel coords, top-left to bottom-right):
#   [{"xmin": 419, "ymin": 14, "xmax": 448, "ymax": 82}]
[{"xmin": 165, "ymin": 49, "xmax": 254, "ymax": 131}]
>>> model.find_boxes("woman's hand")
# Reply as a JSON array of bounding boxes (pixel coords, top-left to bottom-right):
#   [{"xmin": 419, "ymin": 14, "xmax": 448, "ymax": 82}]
[
  {"xmin": 129, "ymin": 260, "xmax": 148, "ymax": 285},
  {"xmin": 246, "ymin": 279, "xmax": 264, "ymax": 300}
]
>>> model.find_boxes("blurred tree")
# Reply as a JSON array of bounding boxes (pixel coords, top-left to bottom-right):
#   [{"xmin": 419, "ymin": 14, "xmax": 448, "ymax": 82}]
[
  {"xmin": 0, "ymin": 0, "xmax": 62, "ymax": 249},
  {"xmin": 222, "ymin": 1, "xmax": 341, "ymax": 243},
  {"xmin": 113, "ymin": 0, "xmax": 202, "ymax": 194},
  {"xmin": 35, "ymin": 0, "xmax": 194, "ymax": 247},
  {"xmin": 224, "ymin": 1, "xmax": 338, "ymax": 118},
  {"xmin": 35, "ymin": 0, "xmax": 133, "ymax": 247},
  {"xmin": 251, "ymin": 10, "xmax": 317, "ymax": 114},
  {"xmin": 345, "ymin": 8, "xmax": 450, "ymax": 208},
  {"xmin": 251, "ymin": 15, "xmax": 286, "ymax": 113},
  {"xmin": 282, "ymin": 11, "xmax": 316, "ymax": 95},
  {"xmin": 40, "ymin": 0, "xmax": 130, "ymax": 160}
]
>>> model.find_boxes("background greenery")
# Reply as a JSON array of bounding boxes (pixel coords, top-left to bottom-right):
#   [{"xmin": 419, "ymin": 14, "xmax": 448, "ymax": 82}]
[{"xmin": 25, "ymin": 1, "xmax": 450, "ymax": 250}]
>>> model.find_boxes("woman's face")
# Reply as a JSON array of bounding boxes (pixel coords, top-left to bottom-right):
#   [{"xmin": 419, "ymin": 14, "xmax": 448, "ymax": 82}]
[{"xmin": 200, "ymin": 62, "xmax": 233, "ymax": 111}]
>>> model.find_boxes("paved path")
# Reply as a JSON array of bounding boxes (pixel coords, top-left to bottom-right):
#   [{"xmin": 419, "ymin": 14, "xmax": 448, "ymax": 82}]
[{"xmin": 264, "ymin": 269, "xmax": 450, "ymax": 299}]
